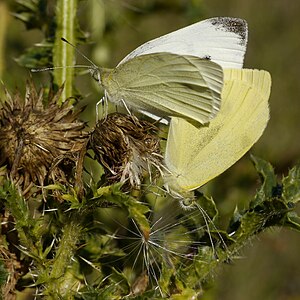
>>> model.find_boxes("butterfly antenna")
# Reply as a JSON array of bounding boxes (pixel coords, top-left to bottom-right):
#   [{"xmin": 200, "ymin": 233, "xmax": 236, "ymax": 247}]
[
  {"xmin": 31, "ymin": 65, "xmax": 91, "ymax": 73},
  {"xmin": 61, "ymin": 37, "xmax": 98, "ymax": 69}
]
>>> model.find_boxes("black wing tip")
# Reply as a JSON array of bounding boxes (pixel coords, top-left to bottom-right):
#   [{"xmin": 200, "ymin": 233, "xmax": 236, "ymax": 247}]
[{"xmin": 208, "ymin": 17, "xmax": 248, "ymax": 46}]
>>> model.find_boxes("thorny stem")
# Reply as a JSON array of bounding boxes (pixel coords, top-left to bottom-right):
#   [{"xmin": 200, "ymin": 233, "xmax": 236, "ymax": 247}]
[
  {"xmin": 50, "ymin": 220, "xmax": 80, "ymax": 279},
  {"xmin": 1, "ymin": 183, "xmax": 43, "ymax": 263},
  {"xmin": 44, "ymin": 215, "xmax": 82, "ymax": 298}
]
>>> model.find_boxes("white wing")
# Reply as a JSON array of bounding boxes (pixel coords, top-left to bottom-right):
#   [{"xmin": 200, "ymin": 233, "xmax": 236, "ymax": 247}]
[{"xmin": 119, "ymin": 17, "xmax": 248, "ymax": 69}]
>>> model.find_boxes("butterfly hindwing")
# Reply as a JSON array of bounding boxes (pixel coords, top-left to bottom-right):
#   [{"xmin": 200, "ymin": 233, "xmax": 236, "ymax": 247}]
[
  {"xmin": 164, "ymin": 69, "xmax": 271, "ymax": 193},
  {"xmin": 101, "ymin": 52, "xmax": 223, "ymax": 125}
]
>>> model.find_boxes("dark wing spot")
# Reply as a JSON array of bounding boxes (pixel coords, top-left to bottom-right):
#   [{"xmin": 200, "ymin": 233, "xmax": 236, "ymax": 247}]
[
  {"xmin": 210, "ymin": 17, "xmax": 248, "ymax": 46},
  {"xmin": 202, "ymin": 55, "xmax": 211, "ymax": 60}
]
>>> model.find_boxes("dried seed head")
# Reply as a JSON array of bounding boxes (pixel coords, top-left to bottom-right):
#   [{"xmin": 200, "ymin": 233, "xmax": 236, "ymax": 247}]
[
  {"xmin": 0, "ymin": 79, "xmax": 88, "ymax": 194},
  {"xmin": 90, "ymin": 113, "xmax": 163, "ymax": 188}
]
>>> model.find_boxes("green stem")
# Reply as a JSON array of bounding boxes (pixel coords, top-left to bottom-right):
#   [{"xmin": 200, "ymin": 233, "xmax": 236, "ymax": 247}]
[
  {"xmin": 0, "ymin": 2, "xmax": 8, "ymax": 80},
  {"xmin": 53, "ymin": 0, "xmax": 78, "ymax": 103},
  {"xmin": 1, "ymin": 182, "xmax": 42, "ymax": 263},
  {"xmin": 50, "ymin": 220, "xmax": 80, "ymax": 279}
]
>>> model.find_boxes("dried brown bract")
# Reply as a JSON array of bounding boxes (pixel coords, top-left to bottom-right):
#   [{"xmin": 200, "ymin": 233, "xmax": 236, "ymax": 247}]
[
  {"xmin": 90, "ymin": 113, "xmax": 163, "ymax": 188},
  {"xmin": 0, "ymin": 245, "xmax": 21, "ymax": 300},
  {"xmin": 0, "ymin": 79, "xmax": 88, "ymax": 195},
  {"xmin": 131, "ymin": 271, "xmax": 149, "ymax": 296}
]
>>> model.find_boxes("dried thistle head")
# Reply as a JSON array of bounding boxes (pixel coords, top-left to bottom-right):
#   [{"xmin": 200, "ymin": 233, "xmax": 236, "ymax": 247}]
[
  {"xmin": 0, "ymin": 79, "xmax": 88, "ymax": 194},
  {"xmin": 90, "ymin": 113, "xmax": 163, "ymax": 188}
]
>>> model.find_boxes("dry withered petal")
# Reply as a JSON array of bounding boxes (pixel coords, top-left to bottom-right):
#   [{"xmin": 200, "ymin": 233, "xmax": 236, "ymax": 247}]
[
  {"xmin": 0, "ymin": 245, "xmax": 21, "ymax": 300},
  {"xmin": 0, "ymin": 79, "xmax": 88, "ymax": 195},
  {"xmin": 131, "ymin": 271, "xmax": 149, "ymax": 296},
  {"xmin": 90, "ymin": 113, "xmax": 163, "ymax": 188}
]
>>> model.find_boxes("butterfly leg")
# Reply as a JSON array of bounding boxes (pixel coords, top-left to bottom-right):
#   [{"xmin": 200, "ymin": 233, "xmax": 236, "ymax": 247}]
[
  {"xmin": 96, "ymin": 90, "xmax": 109, "ymax": 121},
  {"xmin": 121, "ymin": 98, "xmax": 132, "ymax": 116},
  {"xmin": 121, "ymin": 98, "xmax": 141, "ymax": 126}
]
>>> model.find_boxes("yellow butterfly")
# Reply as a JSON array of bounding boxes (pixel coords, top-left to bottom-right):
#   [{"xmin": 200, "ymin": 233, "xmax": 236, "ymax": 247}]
[{"xmin": 163, "ymin": 68, "xmax": 271, "ymax": 198}]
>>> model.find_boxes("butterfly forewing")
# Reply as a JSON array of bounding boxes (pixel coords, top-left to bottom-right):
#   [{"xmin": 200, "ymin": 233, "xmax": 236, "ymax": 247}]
[
  {"xmin": 101, "ymin": 52, "xmax": 223, "ymax": 124},
  {"xmin": 119, "ymin": 17, "xmax": 248, "ymax": 69}
]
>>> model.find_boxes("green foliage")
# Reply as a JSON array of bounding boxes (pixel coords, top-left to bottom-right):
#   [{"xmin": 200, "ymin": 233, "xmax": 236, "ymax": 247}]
[
  {"xmin": 0, "ymin": 128, "xmax": 300, "ymax": 297},
  {"xmin": 12, "ymin": 0, "xmax": 55, "ymax": 68},
  {"xmin": 2, "ymin": 155, "xmax": 299, "ymax": 298},
  {"xmin": 12, "ymin": 0, "xmax": 86, "ymax": 102},
  {"xmin": 282, "ymin": 163, "xmax": 300, "ymax": 204},
  {"xmin": 12, "ymin": 0, "xmax": 51, "ymax": 30},
  {"xmin": 228, "ymin": 156, "xmax": 300, "ymax": 244}
]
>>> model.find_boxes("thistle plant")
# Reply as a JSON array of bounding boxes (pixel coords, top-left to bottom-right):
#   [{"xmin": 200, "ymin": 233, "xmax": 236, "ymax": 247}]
[
  {"xmin": 90, "ymin": 112, "xmax": 163, "ymax": 188},
  {"xmin": 0, "ymin": 1, "xmax": 300, "ymax": 300},
  {"xmin": 0, "ymin": 80, "xmax": 88, "ymax": 195}
]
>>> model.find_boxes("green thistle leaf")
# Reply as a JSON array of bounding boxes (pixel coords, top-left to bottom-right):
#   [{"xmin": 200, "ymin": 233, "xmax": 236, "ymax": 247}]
[
  {"xmin": 250, "ymin": 154, "xmax": 278, "ymax": 207},
  {"xmin": 282, "ymin": 163, "xmax": 300, "ymax": 204}
]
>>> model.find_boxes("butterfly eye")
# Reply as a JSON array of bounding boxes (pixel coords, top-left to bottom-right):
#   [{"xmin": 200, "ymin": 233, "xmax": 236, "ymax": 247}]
[{"xmin": 90, "ymin": 68, "xmax": 101, "ymax": 83}]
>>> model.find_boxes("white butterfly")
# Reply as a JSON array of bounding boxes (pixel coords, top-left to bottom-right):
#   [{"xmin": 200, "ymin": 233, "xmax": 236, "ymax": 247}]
[{"xmin": 94, "ymin": 17, "xmax": 248, "ymax": 124}]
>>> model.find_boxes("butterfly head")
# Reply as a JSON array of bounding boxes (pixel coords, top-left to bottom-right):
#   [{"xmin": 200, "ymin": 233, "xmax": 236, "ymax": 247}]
[{"xmin": 89, "ymin": 67, "xmax": 102, "ymax": 84}]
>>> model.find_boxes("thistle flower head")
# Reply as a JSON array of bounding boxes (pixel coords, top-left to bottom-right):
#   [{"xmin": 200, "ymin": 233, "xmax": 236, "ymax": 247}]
[
  {"xmin": 90, "ymin": 113, "xmax": 163, "ymax": 188},
  {"xmin": 0, "ymin": 79, "xmax": 88, "ymax": 194}
]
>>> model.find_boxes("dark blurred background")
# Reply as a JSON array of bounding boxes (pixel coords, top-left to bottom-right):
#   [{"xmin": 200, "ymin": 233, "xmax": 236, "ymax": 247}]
[{"xmin": 1, "ymin": 0, "xmax": 300, "ymax": 299}]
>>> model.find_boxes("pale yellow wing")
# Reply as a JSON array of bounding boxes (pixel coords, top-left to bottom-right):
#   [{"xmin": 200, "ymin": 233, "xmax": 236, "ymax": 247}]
[
  {"xmin": 164, "ymin": 69, "xmax": 271, "ymax": 194},
  {"xmin": 101, "ymin": 52, "xmax": 223, "ymax": 125}
]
